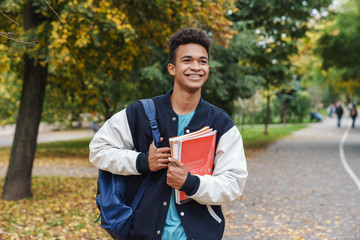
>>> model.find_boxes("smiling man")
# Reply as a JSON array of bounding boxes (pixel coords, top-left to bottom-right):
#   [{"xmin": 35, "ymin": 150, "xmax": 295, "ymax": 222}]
[{"xmin": 89, "ymin": 28, "xmax": 248, "ymax": 240}]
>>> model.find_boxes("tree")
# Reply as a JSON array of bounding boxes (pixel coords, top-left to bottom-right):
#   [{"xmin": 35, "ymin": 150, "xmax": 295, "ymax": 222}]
[
  {"xmin": 204, "ymin": 24, "xmax": 263, "ymax": 115},
  {"xmin": 1, "ymin": 1, "xmax": 52, "ymax": 200},
  {"xmin": 0, "ymin": 0, "xmax": 237, "ymax": 200},
  {"xmin": 274, "ymin": 79, "xmax": 302, "ymax": 124},
  {"xmin": 228, "ymin": 0, "xmax": 332, "ymax": 134},
  {"xmin": 317, "ymin": 0, "xmax": 360, "ymax": 100}
]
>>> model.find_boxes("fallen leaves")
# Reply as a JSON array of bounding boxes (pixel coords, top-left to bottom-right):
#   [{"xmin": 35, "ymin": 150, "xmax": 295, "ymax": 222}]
[{"xmin": 0, "ymin": 176, "xmax": 111, "ymax": 239}]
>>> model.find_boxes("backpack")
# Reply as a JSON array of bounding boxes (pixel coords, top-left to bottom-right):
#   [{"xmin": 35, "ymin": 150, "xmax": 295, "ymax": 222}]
[
  {"xmin": 335, "ymin": 106, "xmax": 343, "ymax": 116},
  {"xmin": 350, "ymin": 107, "xmax": 357, "ymax": 117},
  {"xmin": 95, "ymin": 99, "xmax": 160, "ymax": 240}
]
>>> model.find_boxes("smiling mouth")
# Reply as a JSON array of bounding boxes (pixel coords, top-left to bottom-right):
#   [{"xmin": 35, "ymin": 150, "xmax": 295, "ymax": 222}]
[{"xmin": 186, "ymin": 74, "xmax": 203, "ymax": 78}]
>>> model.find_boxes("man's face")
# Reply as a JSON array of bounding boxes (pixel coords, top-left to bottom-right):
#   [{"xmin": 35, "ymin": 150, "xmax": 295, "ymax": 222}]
[{"xmin": 168, "ymin": 43, "xmax": 210, "ymax": 92}]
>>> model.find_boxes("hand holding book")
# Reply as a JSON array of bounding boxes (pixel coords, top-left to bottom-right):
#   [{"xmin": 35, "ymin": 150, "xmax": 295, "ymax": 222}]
[
  {"xmin": 169, "ymin": 127, "xmax": 217, "ymax": 204},
  {"xmin": 166, "ymin": 158, "xmax": 189, "ymax": 190}
]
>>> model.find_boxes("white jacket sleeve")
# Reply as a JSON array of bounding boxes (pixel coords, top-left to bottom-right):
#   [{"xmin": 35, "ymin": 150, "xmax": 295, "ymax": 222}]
[
  {"xmin": 190, "ymin": 125, "xmax": 248, "ymax": 205},
  {"xmin": 89, "ymin": 109, "xmax": 141, "ymax": 175}
]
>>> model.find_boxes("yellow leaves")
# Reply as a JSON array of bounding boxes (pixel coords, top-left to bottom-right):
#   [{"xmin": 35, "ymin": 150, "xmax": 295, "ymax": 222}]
[
  {"xmin": 338, "ymin": 78, "xmax": 360, "ymax": 96},
  {"xmin": 0, "ymin": 176, "xmax": 111, "ymax": 239},
  {"xmin": 0, "ymin": 44, "xmax": 11, "ymax": 75},
  {"xmin": 39, "ymin": 61, "xmax": 47, "ymax": 67},
  {"xmin": 83, "ymin": 0, "xmax": 93, "ymax": 9},
  {"xmin": 99, "ymin": 0, "xmax": 111, "ymax": 9},
  {"xmin": 74, "ymin": 26, "xmax": 91, "ymax": 47}
]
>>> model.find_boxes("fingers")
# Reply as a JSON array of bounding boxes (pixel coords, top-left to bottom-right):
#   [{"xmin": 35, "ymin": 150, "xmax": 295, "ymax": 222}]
[
  {"xmin": 168, "ymin": 158, "xmax": 182, "ymax": 167},
  {"xmin": 166, "ymin": 159, "xmax": 188, "ymax": 189},
  {"xmin": 148, "ymin": 138, "xmax": 172, "ymax": 172}
]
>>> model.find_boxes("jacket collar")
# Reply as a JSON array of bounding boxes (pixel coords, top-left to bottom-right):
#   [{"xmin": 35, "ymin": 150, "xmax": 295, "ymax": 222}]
[{"xmin": 158, "ymin": 89, "xmax": 208, "ymax": 128}]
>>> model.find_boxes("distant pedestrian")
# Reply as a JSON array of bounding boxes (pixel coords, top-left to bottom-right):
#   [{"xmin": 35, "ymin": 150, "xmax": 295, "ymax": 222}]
[
  {"xmin": 327, "ymin": 103, "xmax": 335, "ymax": 118},
  {"xmin": 350, "ymin": 104, "xmax": 357, "ymax": 128},
  {"xmin": 335, "ymin": 103, "xmax": 343, "ymax": 128}
]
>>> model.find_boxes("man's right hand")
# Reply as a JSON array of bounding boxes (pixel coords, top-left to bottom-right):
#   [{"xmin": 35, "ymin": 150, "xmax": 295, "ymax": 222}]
[{"xmin": 148, "ymin": 137, "xmax": 171, "ymax": 172}]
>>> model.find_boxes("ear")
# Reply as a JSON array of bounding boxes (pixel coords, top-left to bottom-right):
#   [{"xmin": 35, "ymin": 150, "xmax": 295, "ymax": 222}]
[{"xmin": 167, "ymin": 63, "xmax": 175, "ymax": 76}]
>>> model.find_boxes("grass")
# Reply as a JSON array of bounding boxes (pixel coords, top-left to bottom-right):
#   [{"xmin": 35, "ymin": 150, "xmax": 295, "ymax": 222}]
[
  {"xmin": 35, "ymin": 137, "xmax": 92, "ymax": 158},
  {"xmin": 0, "ymin": 138, "xmax": 93, "ymax": 169},
  {"xmin": 239, "ymin": 123, "xmax": 307, "ymax": 157},
  {"xmin": 0, "ymin": 123, "xmax": 307, "ymax": 239}
]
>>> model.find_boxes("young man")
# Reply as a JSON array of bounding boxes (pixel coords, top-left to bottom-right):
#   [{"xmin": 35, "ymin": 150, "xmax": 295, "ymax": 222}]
[{"xmin": 89, "ymin": 28, "xmax": 247, "ymax": 240}]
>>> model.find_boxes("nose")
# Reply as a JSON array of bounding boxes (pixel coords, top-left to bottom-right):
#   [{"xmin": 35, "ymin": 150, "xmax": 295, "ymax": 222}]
[{"xmin": 190, "ymin": 60, "xmax": 201, "ymax": 71}]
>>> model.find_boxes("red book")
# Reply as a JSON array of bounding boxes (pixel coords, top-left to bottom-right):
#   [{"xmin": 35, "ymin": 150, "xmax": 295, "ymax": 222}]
[{"xmin": 169, "ymin": 127, "xmax": 217, "ymax": 204}]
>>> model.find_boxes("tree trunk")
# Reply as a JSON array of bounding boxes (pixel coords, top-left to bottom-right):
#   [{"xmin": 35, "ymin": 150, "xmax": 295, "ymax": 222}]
[
  {"xmin": 281, "ymin": 102, "xmax": 288, "ymax": 125},
  {"xmin": 241, "ymin": 112, "xmax": 245, "ymax": 132},
  {"xmin": 264, "ymin": 95, "xmax": 270, "ymax": 135},
  {"xmin": 2, "ymin": 4, "xmax": 48, "ymax": 201}
]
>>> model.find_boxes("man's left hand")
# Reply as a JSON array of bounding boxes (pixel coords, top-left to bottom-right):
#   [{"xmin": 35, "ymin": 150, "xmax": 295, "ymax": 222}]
[{"xmin": 166, "ymin": 158, "xmax": 188, "ymax": 190}]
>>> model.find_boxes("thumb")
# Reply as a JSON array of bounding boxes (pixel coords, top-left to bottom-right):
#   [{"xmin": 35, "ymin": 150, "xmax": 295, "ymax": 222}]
[{"xmin": 169, "ymin": 158, "xmax": 182, "ymax": 167}]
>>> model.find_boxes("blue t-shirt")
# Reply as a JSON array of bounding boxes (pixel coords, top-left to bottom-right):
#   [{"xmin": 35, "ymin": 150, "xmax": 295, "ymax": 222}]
[{"xmin": 161, "ymin": 110, "xmax": 195, "ymax": 240}]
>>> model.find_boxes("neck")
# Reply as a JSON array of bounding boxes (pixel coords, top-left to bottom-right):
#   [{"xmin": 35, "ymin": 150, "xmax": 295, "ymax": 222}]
[{"xmin": 170, "ymin": 86, "xmax": 201, "ymax": 115}]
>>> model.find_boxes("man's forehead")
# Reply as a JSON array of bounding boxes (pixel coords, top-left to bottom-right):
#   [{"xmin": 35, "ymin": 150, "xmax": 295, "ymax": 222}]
[{"xmin": 177, "ymin": 43, "xmax": 208, "ymax": 58}]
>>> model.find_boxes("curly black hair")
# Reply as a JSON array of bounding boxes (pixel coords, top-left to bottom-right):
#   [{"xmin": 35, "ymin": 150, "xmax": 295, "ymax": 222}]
[{"xmin": 168, "ymin": 28, "xmax": 211, "ymax": 65}]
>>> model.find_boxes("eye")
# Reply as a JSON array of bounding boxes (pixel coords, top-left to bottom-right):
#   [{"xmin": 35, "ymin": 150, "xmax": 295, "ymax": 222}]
[
  {"xmin": 200, "ymin": 60, "xmax": 208, "ymax": 64},
  {"xmin": 183, "ymin": 59, "xmax": 191, "ymax": 63}
]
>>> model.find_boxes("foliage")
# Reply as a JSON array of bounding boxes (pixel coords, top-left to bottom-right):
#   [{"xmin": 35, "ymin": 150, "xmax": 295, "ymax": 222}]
[
  {"xmin": 0, "ymin": 0, "xmax": 237, "ymax": 124},
  {"xmin": 228, "ymin": 0, "xmax": 331, "ymax": 89},
  {"xmin": 290, "ymin": 23, "xmax": 344, "ymax": 107},
  {"xmin": 317, "ymin": 0, "xmax": 360, "ymax": 98},
  {"xmin": 203, "ymin": 24, "xmax": 264, "ymax": 115},
  {"xmin": 289, "ymin": 91, "xmax": 312, "ymax": 122},
  {"xmin": 0, "ymin": 41, "xmax": 22, "ymax": 125},
  {"xmin": 274, "ymin": 79, "xmax": 303, "ymax": 123},
  {"xmin": 227, "ymin": 0, "xmax": 332, "ymax": 132}
]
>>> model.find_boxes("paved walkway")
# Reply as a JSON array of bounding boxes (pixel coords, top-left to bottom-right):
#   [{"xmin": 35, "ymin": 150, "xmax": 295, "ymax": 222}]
[
  {"xmin": 0, "ymin": 127, "xmax": 96, "ymax": 178},
  {"xmin": 223, "ymin": 117, "xmax": 360, "ymax": 239},
  {"xmin": 0, "ymin": 128, "xmax": 95, "ymax": 147}
]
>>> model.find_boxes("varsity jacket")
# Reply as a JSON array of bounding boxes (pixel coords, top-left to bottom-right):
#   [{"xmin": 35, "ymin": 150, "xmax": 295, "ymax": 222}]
[{"xmin": 89, "ymin": 89, "xmax": 248, "ymax": 240}]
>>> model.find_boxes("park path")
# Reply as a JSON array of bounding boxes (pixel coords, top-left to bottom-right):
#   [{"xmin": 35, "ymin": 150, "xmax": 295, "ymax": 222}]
[
  {"xmin": 0, "ymin": 126, "xmax": 95, "ymax": 147},
  {"xmin": 223, "ymin": 116, "xmax": 360, "ymax": 239},
  {"xmin": 0, "ymin": 127, "xmax": 96, "ymax": 177}
]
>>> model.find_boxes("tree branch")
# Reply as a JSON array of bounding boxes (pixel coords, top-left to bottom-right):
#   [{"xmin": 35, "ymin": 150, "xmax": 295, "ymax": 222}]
[
  {"xmin": 0, "ymin": 9, "xmax": 19, "ymax": 26},
  {"xmin": 0, "ymin": 32, "xmax": 39, "ymax": 45},
  {"xmin": 43, "ymin": 0, "xmax": 67, "ymax": 24},
  {"xmin": 0, "ymin": 0, "xmax": 66, "ymax": 44}
]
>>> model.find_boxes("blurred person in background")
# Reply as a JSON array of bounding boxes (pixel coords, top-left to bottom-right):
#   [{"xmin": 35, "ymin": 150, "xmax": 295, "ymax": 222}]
[
  {"xmin": 350, "ymin": 104, "xmax": 357, "ymax": 128},
  {"xmin": 335, "ymin": 102, "xmax": 344, "ymax": 128}
]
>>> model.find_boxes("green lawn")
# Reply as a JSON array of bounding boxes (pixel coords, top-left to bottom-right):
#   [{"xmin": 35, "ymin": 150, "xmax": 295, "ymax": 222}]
[{"xmin": 239, "ymin": 123, "xmax": 307, "ymax": 157}]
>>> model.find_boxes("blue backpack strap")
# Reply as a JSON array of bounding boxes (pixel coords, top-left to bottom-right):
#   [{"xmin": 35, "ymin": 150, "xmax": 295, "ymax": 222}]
[
  {"xmin": 139, "ymin": 99, "xmax": 161, "ymax": 147},
  {"xmin": 130, "ymin": 99, "xmax": 160, "ymax": 210}
]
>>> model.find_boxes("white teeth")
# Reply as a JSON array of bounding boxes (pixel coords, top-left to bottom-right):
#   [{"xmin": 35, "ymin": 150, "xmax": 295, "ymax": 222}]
[{"xmin": 188, "ymin": 75, "xmax": 201, "ymax": 78}]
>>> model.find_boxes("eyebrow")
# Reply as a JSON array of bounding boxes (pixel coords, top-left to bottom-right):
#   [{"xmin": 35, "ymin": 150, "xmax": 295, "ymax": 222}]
[{"xmin": 181, "ymin": 55, "xmax": 209, "ymax": 60}]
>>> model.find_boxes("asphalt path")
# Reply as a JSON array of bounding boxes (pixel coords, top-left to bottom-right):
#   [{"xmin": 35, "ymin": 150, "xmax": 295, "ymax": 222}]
[
  {"xmin": 0, "ymin": 128, "xmax": 95, "ymax": 147},
  {"xmin": 0, "ymin": 128, "xmax": 96, "ymax": 178},
  {"xmin": 223, "ymin": 117, "xmax": 360, "ymax": 239}
]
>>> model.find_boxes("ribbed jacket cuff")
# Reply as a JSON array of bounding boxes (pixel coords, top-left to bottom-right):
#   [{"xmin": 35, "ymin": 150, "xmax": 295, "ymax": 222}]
[
  {"xmin": 136, "ymin": 153, "xmax": 150, "ymax": 173},
  {"xmin": 180, "ymin": 172, "xmax": 200, "ymax": 196}
]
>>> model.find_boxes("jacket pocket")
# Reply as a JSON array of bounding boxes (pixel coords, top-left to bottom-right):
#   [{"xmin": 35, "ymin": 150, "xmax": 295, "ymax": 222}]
[{"xmin": 206, "ymin": 205, "xmax": 222, "ymax": 223}]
